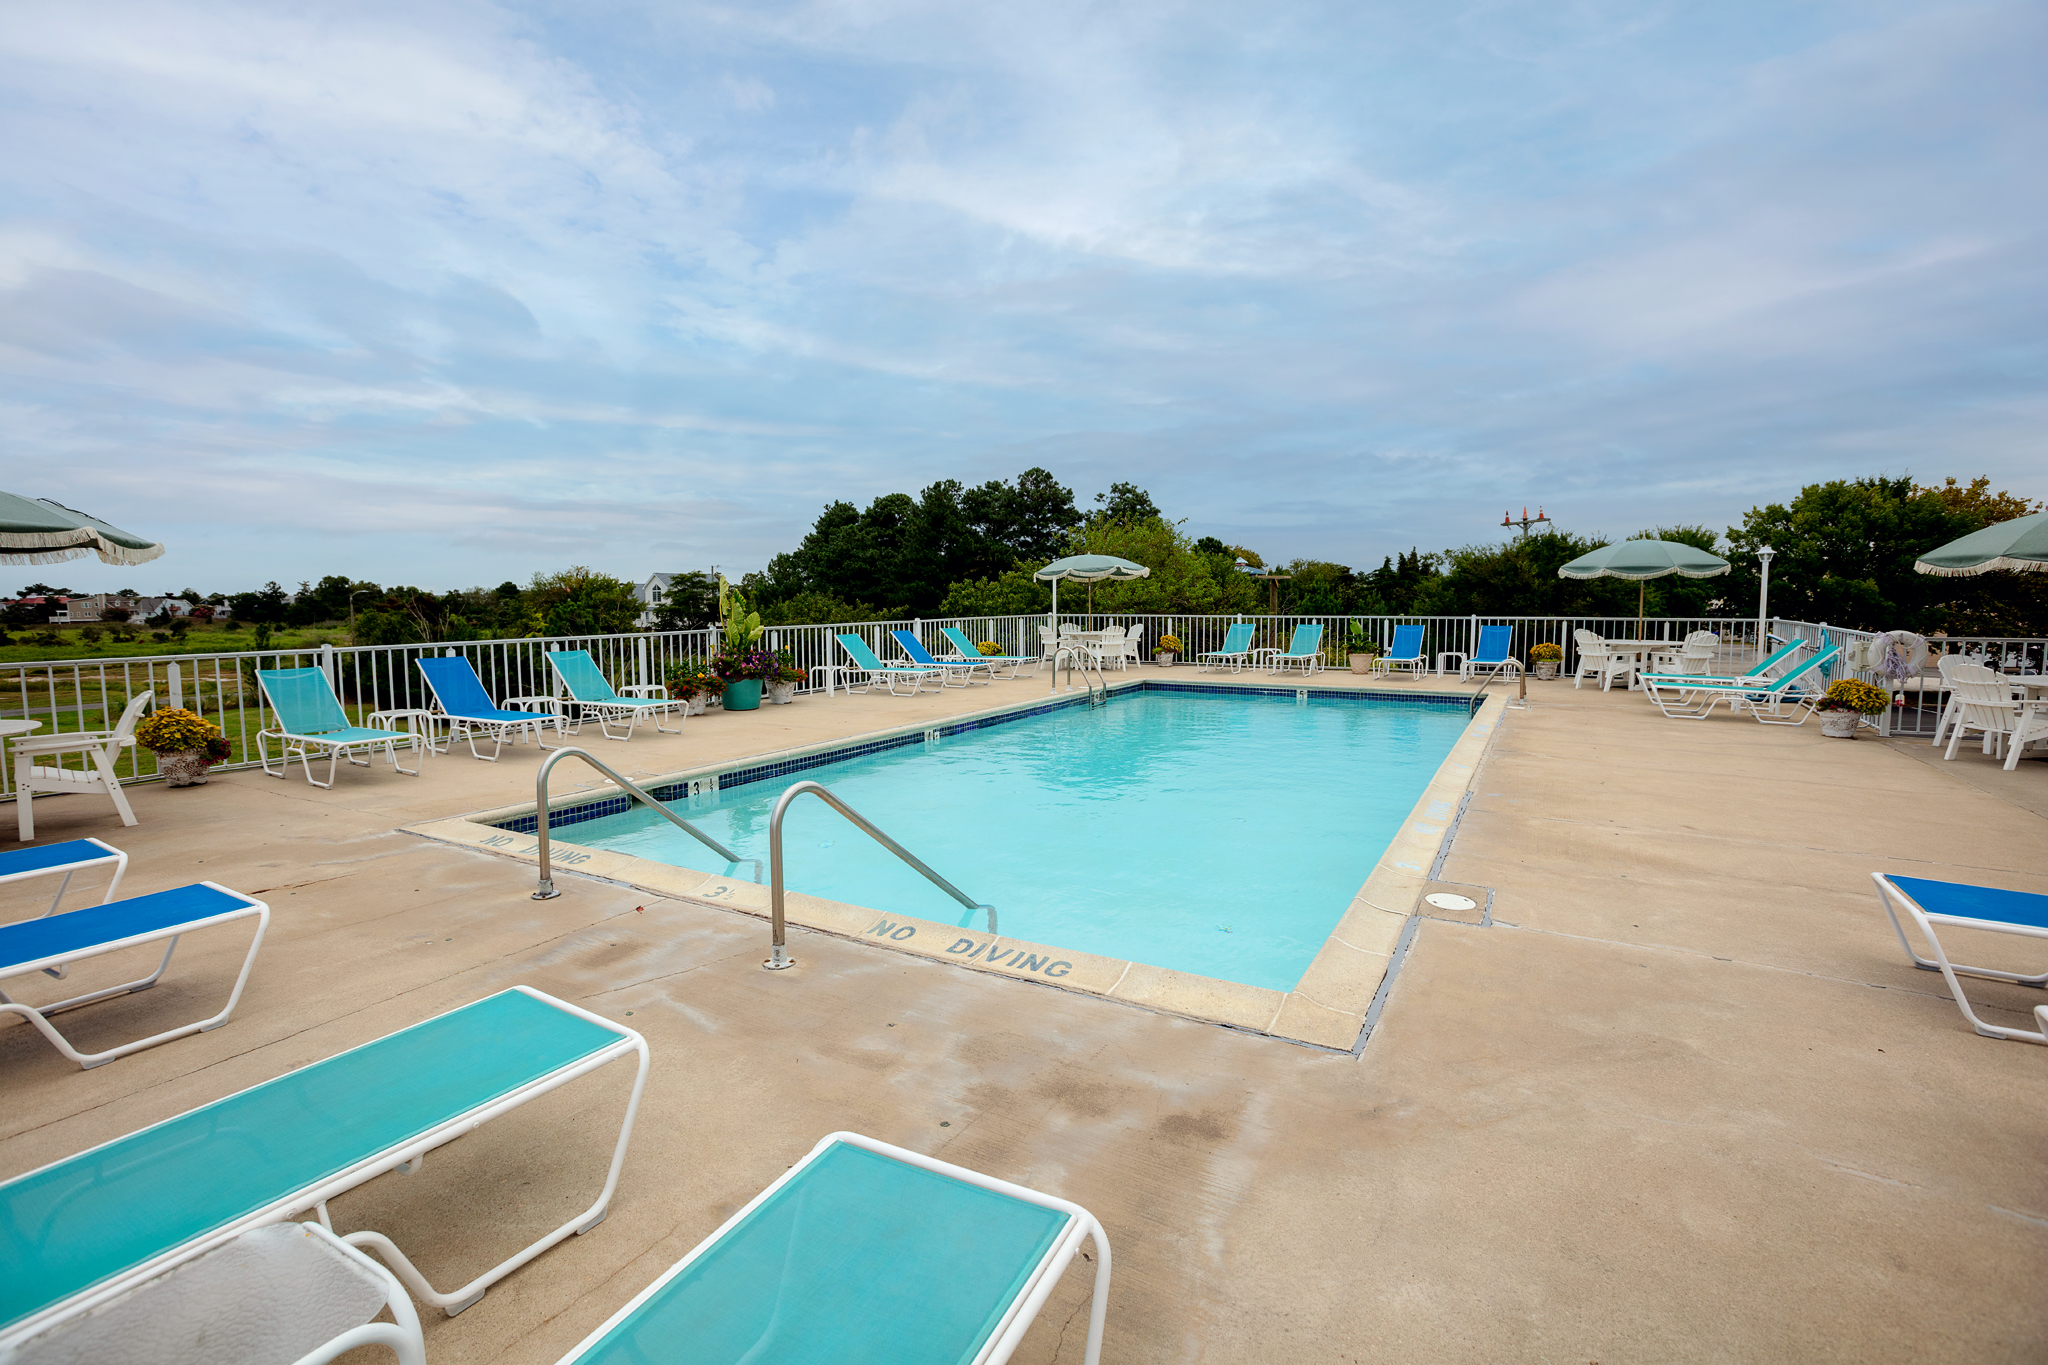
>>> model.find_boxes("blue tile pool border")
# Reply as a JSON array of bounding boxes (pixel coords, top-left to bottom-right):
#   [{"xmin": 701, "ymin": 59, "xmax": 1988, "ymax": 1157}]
[{"xmin": 486, "ymin": 680, "xmax": 1473, "ymax": 835}]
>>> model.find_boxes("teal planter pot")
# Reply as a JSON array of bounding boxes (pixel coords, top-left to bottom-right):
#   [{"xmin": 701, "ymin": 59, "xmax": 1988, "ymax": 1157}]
[{"xmin": 723, "ymin": 679, "xmax": 763, "ymax": 711}]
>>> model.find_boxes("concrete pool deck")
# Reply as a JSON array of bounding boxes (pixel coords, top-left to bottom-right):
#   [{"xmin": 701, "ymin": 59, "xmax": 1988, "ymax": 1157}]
[{"xmin": 4, "ymin": 667, "xmax": 2045, "ymax": 1361}]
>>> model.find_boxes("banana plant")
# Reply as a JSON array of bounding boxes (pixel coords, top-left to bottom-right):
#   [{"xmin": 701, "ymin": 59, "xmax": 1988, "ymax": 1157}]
[{"xmin": 718, "ymin": 576, "xmax": 764, "ymax": 653}]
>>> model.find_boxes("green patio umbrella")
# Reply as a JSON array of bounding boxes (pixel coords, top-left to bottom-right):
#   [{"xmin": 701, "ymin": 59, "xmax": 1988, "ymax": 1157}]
[
  {"xmin": 1914, "ymin": 510, "xmax": 2048, "ymax": 577},
  {"xmin": 0, "ymin": 489, "xmax": 165, "ymax": 566},
  {"xmin": 1033, "ymin": 553, "xmax": 1150, "ymax": 628},
  {"xmin": 1557, "ymin": 538, "xmax": 1730, "ymax": 639}
]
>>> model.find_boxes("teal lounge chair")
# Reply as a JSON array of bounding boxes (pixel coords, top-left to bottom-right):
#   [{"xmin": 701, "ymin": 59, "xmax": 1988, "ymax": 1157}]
[
  {"xmin": 0, "ymin": 987, "xmax": 649, "ymax": 1347},
  {"xmin": 834, "ymin": 633, "xmax": 943, "ymax": 696},
  {"xmin": 0, "ymin": 881, "xmax": 267, "ymax": 1069},
  {"xmin": 418, "ymin": 655, "xmax": 563, "ymax": 760},
  {"xmin": 940, "ymin": 626, "xmax": 1038, "ymax": 679},
  {"xmin": 1642, "ymin": 644, "xmax": 1838, "ymax": 723},
  {"xmin": 1872, "ymin": 874, "xmax": 2048, "ymax": 1043},
  {"xmin": 1373, "ymin": 623, "xmax": 1428, "ymax": 677},
  {"xmin": 1197, "ymin": 623, "xmax": 1257, "ymax": 673},
  {"xmin": 1256, "ymin": 623, "xmax": 1326, "ymax": 676},
  {"xmin": 256, "ymin": 668, "xmax": 420, "ymax": 788},
  {"xmin": 547, "ymin": 649, "xmax": 686, "ymax": 740},
  {"xmin": 552, "ymin": 1131, "xmax": 1110, "ymax": 1365},
  {"xmin": 1460, "ymin": 625, "xmax": 1523, "ymax": 681},
  {"xmin": 890, "ymin": 629, "xmax": 990, "ymax": 687},
  {"xmin": 1638, "ymin": 637, "xmax": 1809, "ymax": 689}
]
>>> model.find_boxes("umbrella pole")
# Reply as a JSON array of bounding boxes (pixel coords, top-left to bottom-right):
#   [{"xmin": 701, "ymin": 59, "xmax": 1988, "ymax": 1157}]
[
  {"xmin": 1638, "ymin": 581, "xmax": 1645, "ymax": 640},
  {"xmin": 1088, "ymin": 583, "xmax": 1094, "ymax": 631}
]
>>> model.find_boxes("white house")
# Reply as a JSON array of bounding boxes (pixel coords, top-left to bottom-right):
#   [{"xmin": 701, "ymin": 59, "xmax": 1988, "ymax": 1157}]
[{"xmin": 634, "ymin": 574, "xmax": 674, "ymax": 629}]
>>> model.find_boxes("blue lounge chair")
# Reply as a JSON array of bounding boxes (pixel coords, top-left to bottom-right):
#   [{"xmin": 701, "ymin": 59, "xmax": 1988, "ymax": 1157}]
[
  {"xmin": 418, "ymin": 656, "xmax": 564, "ymax": 760},
  {"xmin": 1460, "ymin": 624, "xmax": 1523, "ymax": 681},
  {"xmin": 1872, "ymin": 874, "xmax": 2048, "ymax": 1043},
  {"xmin": 553, "ymin": 1131, "xmax": 1110, "ymax": 1365},
  {"xmin": 940, "ymin": 626, "xmax": 1038, "ymax": 679},
  {"xmin": 0, "ymin": 882, "xmax": 267, "ymax": 1068},
  {"xmin": 256, "ymin": 668, "xmax": 420, "ymax": 788},
  {"xmin": 1257, "ymin": 623, "xmax": 1326, "ymax": 676},
  {"xmin": 0, "ymin": 987, "xmax": 649, "ymax": 1347},
  {"xmin": 834, "ymin": 633, "xmax": 943, "ymax": 696},
  {"xmin": 0, "ymin": 838, "xmax": 127, "ymax": 923},
  {"xmin": 1373, "ymin": 623, "xmax": 1428, "ymax": 677},
  {"xmin": 1642, "ymin": 644, "xmax": 1838, "ymax": 723},
  {"xmin": 546, "ymin": 649, "xmax": 686, "ymax": 740},
  {"xmin": 1197, "ymin": 623, "xmax": 1257, "ymax": 673},
  {"xmin": 890, "ymin": 629, "xmax": 990, "ymax": 687}
]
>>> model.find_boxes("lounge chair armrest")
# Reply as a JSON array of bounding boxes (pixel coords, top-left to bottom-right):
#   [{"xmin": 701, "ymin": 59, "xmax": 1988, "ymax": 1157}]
[
  {"xmin": 501, "ymin": 696, "xmax": 561, "ymax": 713},
  {"xmin": 618, "ymin": 684, "xmax": 668, "ymax": 698}
]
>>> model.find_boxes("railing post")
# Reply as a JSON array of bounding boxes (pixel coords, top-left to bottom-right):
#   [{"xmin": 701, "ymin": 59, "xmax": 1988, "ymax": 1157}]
[
  {"xmin": 167, "ymin": 662, "xmax": 183, "ymax": 711},
  {"xmin": 318, "ymin": 642, "xmax": 335, "ymax": 689}
]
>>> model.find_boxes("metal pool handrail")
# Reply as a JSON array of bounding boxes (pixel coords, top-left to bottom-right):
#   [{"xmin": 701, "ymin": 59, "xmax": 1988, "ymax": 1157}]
[
  {"xmin": 764, "ymin": 779, "xmax": 995, "ymax": 971},
  {"xmin": 531, "ymin": 746, "xmax": 757, "ymax": 900},
  {"xmin": 1050, "ymin": 645, "xmax": 1107, "ymax": 704}
]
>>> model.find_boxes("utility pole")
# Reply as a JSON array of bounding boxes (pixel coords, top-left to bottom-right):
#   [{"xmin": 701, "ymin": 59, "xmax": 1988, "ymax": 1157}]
[{"xmin": 1502, "ymin": 506, "xmax": 1552, "ymax": 536}]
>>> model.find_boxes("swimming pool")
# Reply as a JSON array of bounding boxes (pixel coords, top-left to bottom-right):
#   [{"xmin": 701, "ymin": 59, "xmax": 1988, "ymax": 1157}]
[{"xmin": 555, "ymin": 689, "xmax": 1471, "ymax": 993}]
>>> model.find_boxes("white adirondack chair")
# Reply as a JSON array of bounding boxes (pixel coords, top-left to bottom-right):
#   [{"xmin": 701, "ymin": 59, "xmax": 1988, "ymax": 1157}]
[{"xmin": 13, "ymin": 691, "xmax": 153, "ymax": 841}]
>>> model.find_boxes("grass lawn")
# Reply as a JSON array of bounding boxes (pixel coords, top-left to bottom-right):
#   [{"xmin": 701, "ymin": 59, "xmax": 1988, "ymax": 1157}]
[{"xmin": 0, "ymin": 623, "xmax": 348, "ymax": 666}]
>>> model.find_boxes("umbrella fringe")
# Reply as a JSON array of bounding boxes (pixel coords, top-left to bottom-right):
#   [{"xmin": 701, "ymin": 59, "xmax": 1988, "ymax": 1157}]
[
  {"xmin": 0, "ymin": 545, "xmax": 94, "ymax": 566},
  {"xmin": 1914, "ymin": 557, "xmax": 2048, "ymax": 577}
]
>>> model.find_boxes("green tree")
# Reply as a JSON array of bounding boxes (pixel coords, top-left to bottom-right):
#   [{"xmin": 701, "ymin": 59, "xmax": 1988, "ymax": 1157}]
[
  {"xmin": 1058, "ymin": 518, "xmax": 1261, "ymax": 614},
  {"xmin": 1088, "ymin": 482, "xmax": 1161, "ymax": 528},
  {"xmin": 650, "ymin": 571, "xmax": 719, "ymax": 630},
  {"xmin": 523, "ymin": 567, "xmax": 640, "ymax": 637},
  {"xmin": 1723, "ymin": 476, "xmax": 1987, "ymax": 631},
  {"xmin": 228, "ymin": 582, "xmax": 290, "ymax": 625},
  {"xmin": 939, "ymin": 568, "xmax": 1050, "ymax": 617},
  {"xmin": 1413, "ymin": 531, "xmax": 1644, "ymax": 616}
]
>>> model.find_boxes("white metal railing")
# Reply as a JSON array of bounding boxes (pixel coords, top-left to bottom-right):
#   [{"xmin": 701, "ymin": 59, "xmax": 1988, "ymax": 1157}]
[
  {"xmin": 10, "ymin": 613, "xmax": 2036, "ymax": 794},
  {"xmin": 1771, "ymin": 619, "xmax": 2048, "ymax": 738}
]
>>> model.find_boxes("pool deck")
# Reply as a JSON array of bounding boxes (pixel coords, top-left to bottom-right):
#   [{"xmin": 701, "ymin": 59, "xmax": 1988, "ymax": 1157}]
[{"xmin": 5, "ymin": 666, "xmax": 2045, "ymax": 1361}]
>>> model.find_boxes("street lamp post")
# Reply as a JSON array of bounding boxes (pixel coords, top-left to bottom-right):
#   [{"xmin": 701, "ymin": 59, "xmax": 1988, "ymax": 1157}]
[
  {"xmin": 1756, "ymin": 546, "xmax": 1775, "ymax": 661},
  {"xmin": 348, "ymin": 588, "xmax": 371, "ymax": 644}
]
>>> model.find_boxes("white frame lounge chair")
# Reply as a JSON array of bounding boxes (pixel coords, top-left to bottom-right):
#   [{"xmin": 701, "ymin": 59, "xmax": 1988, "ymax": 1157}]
[
  {"xmin": 1871, "ymin": 873, "xmax": 2048, "ymax": 1043},
  {"xmin": 1256, "ymin": 623, "xmax": 1326, "ymax": 676},
  {"xmin": 545, "ymin": 649, "xmax": 686, "ymax": 741},
  {"xmin": 835, "ymin": 633, "xmax": 943, "ymax": 696},
  {"xmin": 552, "ymin": 1131, "xmax": 1111, "ymax": 1365},
  {"xmin": 0, "ymin": 881, "xmax": 268, "ymax": 1068},
  {"xmin": 1642, "ymin": 644, "xmax": 1837, "ymax": 723},
  {"xmin": 11, "ymin": 690, "xmax": 153, "ymax": 842},
  {"xmin": 256, "ymin": 669, "xmax": 419, "ymax": 788},
  {"xmin": 1, "ymin": 838, "xmax": 128, "ymax": 924},
  {"xmin": 1197, "ymin": 623, "xmax": 1257, "ymax": 673},
  {"xmin": 889, "ymin": 629, "xmax": 990, "ymax": 687},
  {"xmin": 940, "ymin": 626, "xmax": 1037, "ymax": 679},
  {"xmin": 1639, "ymin": 638, "xmax": 1809, "ymax": 692},
  {"xmin": 1372, "ymin": 623, "xmax": 1428, "ymax": 678},
  {"xmin": 1459, "ymin": 624, "xmax": 1523, "ymax": 681},
  {"xmin": 0, "ymin": 986, "xmax": 649, "ymax": 1349},
  {"xmin": 417, "ymin": 656, "xmax": 565, "ymax": 760},
  {"xmin": 9, "ymin": 1220, "xmax": 426, "ymax": 1365}
]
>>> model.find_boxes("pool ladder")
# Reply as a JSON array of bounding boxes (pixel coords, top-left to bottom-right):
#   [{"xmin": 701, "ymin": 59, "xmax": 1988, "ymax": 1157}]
[
  {"xmin": 764, "ymin": 780, "xmax": 996, "ymax": 971},
  {"xmin": 531, "ymin": 747, "xmax": 761, "ymax": 900},
  {"xmin": 1051, "ymin": 645, "xmax": 1109, "ymax": 706}
]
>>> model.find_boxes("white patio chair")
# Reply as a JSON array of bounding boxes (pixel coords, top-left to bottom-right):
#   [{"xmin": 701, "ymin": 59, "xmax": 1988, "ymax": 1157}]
[
  {"xmin": 1929, "ymin": 653, "xmax": 1967, "ymax": 748},
  {"xmin": 1943, "ymin": 664, "xmax": 2048, "ymax": 771},
  {"xmin": 1037, "ymin": 626, "xmax": 1059, "ymax": 662},
  {"xmin": 9, "ymin": 1221, "xmax": 425, "ymax": 1365},
  {"xmin": 1122, "ymin": 622, "xmax": 1145, "ymax": 665},
  {"xmin": 1571, "ymin": 632, "xmax": 1630, "ymax": 691},
  {"xmin": 12, "ymin": 691, "xmax": 153, "ymax": 842},
  {"xmin": 1094, "ymin": 624, "xmax": 1127, "ymax": 670}
]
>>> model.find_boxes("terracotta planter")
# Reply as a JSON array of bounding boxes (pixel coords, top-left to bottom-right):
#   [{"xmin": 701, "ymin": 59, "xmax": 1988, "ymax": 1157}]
[
  {"xmin": 157, "ymin": 748, "xmax": 209, "ymax": 786},
  {"xmin": 1349, "ymin": 654, "xmax": 1378, "ymax": 674},
  {"xmin": 1819, "ymin": 711, "xmax": 1858, "ymax": 738},
  {"xmin": 765, "ymin": 680, "xmax": 797, "ymax": 705},
  {"xmin": 1533, "ymin": 661, "xmax": 1559, "ymax": 680},
  {"xmin": 1154, "ymin": 652, "xmax": 1176, "ymax": 667}
]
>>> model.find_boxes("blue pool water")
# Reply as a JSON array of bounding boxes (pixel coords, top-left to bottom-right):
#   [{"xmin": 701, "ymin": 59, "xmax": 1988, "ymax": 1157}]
[{"xmin": 566, "ymin": 691, "xmax": 1469, "ymax": 992}]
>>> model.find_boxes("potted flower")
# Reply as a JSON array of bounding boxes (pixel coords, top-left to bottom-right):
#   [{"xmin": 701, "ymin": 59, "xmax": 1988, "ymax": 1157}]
[
  {"xmin": 975, "ymin": 640, "xmax": 1004, "ymax": 657},
  {"xmin": 714, "ymin": 580, "xmax": 769, "ymax": 711},
  {"xmin": 1155, "ymin": 633, "xmax": 1182, "ymax": 667},
  {"xmin": 1814, "ymin": 678, "xmax": 1890, "ymax": 738},
  {"xmin": 764, "ymin": 649, "xmax": 804, "ymax": 705},
  {"xmin": 1346, "ymin": 624, "xmax": 1381, "ymax": 674},
  {"xmin": 1528, "ymin": 641, "xmax": 1563, "ymax": 680},
  {"xmin": 664, "ymin": 660, "xmax": 723, "ymax": 715},
  {"xmin": 134, "ymin": 706, "xmax": 231, "ymax": 787}
]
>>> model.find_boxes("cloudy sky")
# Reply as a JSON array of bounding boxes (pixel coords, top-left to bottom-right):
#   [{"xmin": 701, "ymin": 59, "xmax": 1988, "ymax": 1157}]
[{"xmin": 3, "ymin": 0, "xmax": 2042, "ymax": 595}]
